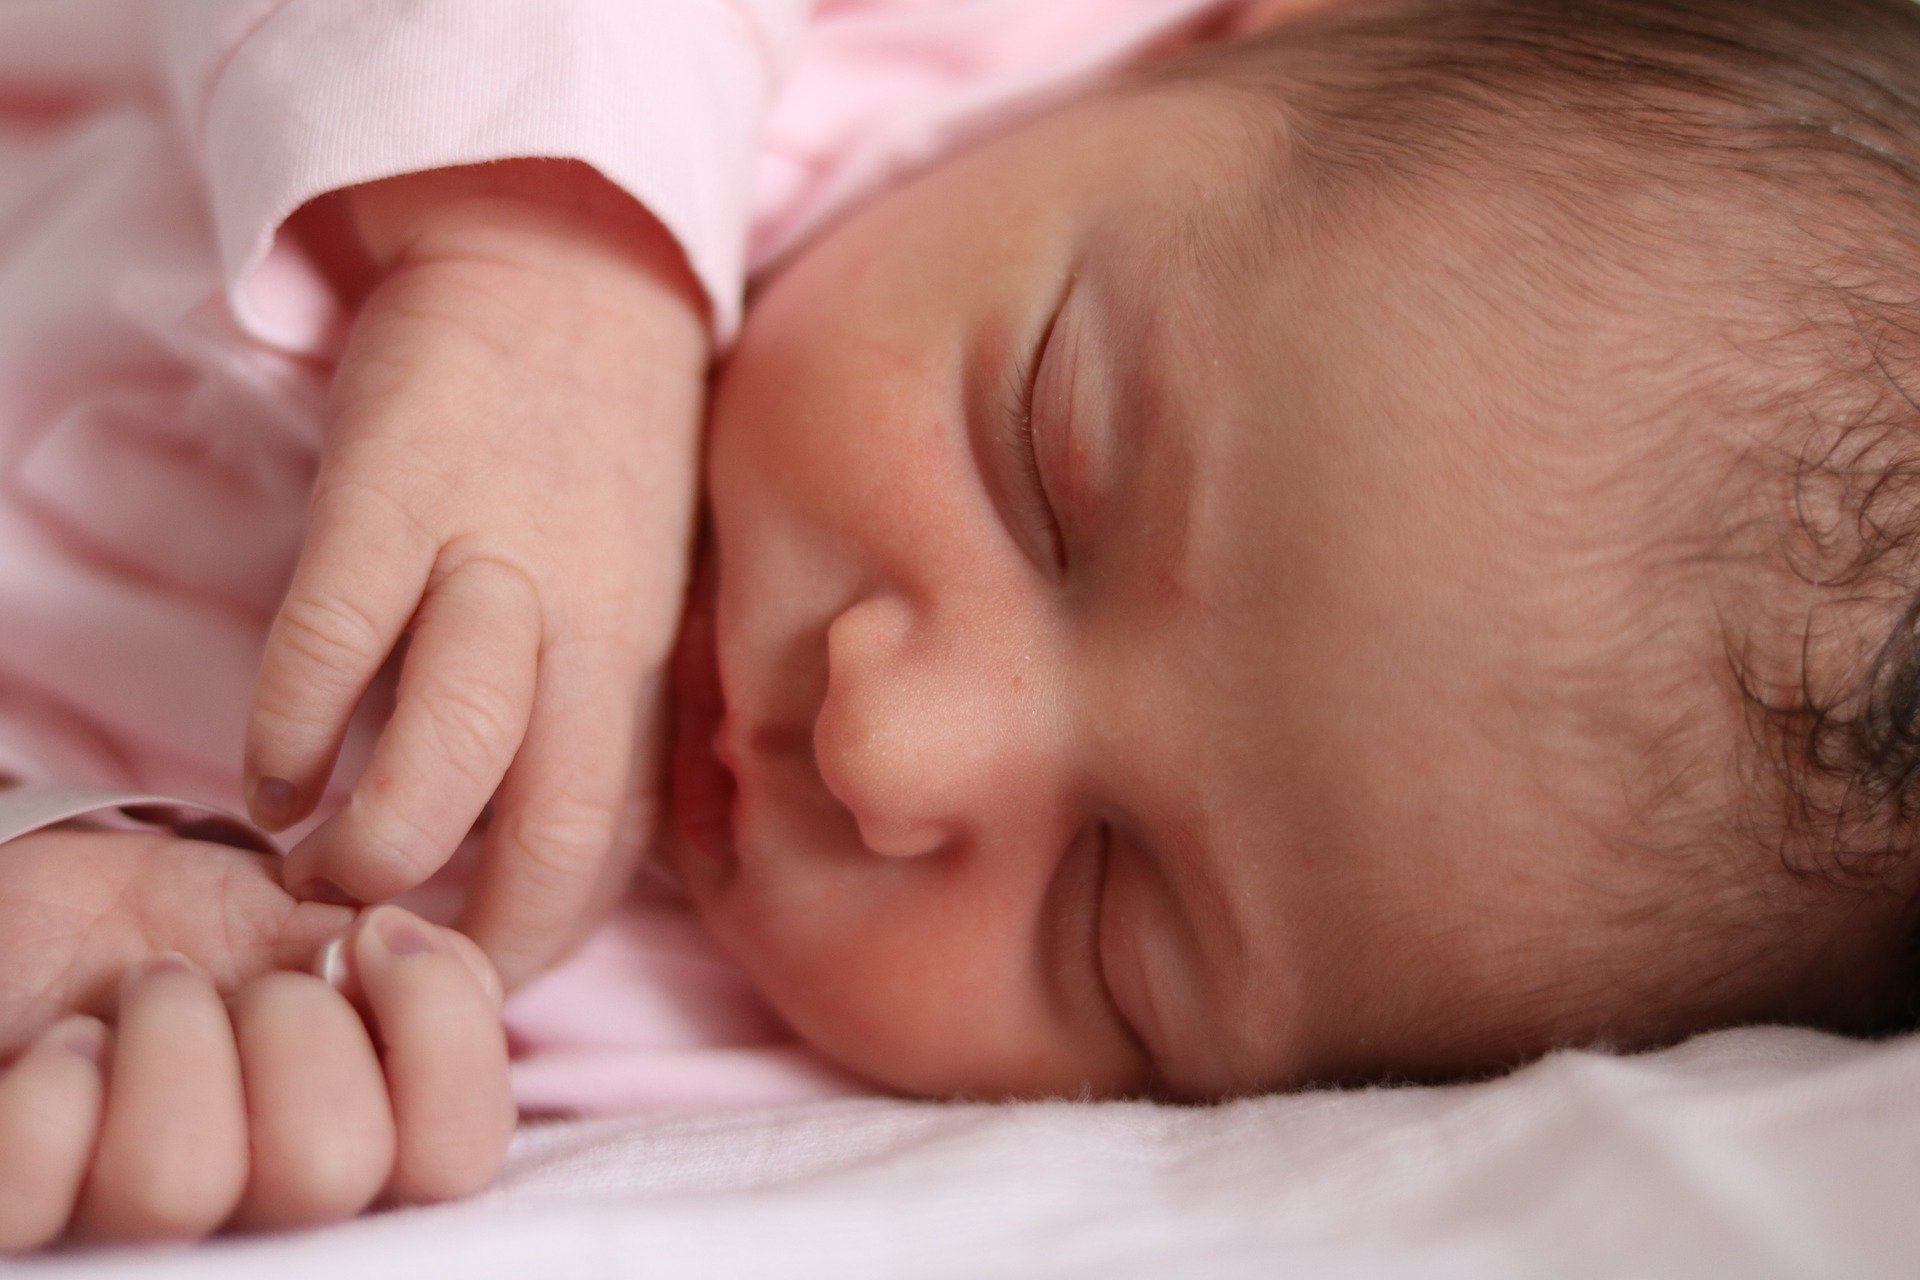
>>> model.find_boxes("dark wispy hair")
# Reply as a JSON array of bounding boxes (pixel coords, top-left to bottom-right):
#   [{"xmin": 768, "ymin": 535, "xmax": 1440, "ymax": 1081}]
[{"xmin": 1158, "ymin": 0, "xmax": 1920, "ymax": 1026}]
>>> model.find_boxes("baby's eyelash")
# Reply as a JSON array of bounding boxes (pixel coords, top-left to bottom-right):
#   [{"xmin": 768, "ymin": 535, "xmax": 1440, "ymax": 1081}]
[
  {"xmin": 1087, "ymin": 819, "xmax": 1146, "ymax": 1054},
  {"xmin": 1000, "ymin": 302, "xmax": 1069, "ymax": 572}
]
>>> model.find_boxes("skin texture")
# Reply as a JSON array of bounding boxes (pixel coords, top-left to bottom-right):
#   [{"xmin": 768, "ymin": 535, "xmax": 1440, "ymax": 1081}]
[
  {"xmin": 246, "ymin": 160, "xmax": 711, "ymax": 992},
  {"xmin": 671, "ymin": 78, "xmax": 1899, "ymax": 1102},
  {"xmin": 0, "ymin": 165, "xmax": 645, "ymax": 1257},
  {"xmin": 0, "ymin": 830, "xmax": 353, "ymax": 1060},
  {"xmin": 0, "ymin": 831, "xmax": 512, "ymax": 1252},
  {"xmin": 0, "ymin": 161, "xmax": 704, "ymax": 1258}
]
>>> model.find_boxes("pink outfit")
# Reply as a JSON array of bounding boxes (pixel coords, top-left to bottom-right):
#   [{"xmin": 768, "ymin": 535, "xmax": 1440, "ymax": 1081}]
[{"xmin": 0, "ymin": 0, "xmax": 1228, "ymax": 1116}]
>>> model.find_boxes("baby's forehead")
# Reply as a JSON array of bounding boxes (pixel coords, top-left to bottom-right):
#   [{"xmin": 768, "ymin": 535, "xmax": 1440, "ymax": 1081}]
[
  {"xmin": 1100, "ymin": 178, "xmax": 1749, "ymax": 856},
  {"xmin": 1043, "ymin": 0, "xmax": 1920, "ymax": 1081}
]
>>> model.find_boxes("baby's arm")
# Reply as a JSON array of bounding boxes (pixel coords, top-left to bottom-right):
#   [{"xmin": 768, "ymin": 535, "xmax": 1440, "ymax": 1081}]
[
  {"xmin": 245, "ymin": 159, "xmax": 710, "ymax": 989},
  {"xmin": 0, "ymin": 904, "xmax": 511, "ymax": 1251}
]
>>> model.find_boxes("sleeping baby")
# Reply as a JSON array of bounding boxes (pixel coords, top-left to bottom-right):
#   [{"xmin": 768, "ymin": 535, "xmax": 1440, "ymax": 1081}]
[{"xmin": 5, "ymin": 0, "xmax": 1920, "ymax": 1250}]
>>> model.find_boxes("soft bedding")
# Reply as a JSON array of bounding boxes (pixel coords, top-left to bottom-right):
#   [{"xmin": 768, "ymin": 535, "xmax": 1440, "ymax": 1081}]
[{"xmin": 6, "ymin": 1025, "xmax": 1914, "ymax": 1278}]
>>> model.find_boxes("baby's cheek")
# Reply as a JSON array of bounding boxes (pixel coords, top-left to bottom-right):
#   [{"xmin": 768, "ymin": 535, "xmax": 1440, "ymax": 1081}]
[
  {"xmin": 749, "ymin": 923, "xmax": 977, "ymax": 1087},
  {"xmin": 726, "ymin": 902, "xmax": 1107, "ymax": 1098}
]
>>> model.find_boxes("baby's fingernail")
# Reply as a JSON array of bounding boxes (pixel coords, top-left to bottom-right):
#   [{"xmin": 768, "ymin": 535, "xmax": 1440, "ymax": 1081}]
[
  {"xmin": 315, "ymin": 935, "xmax": 351, "ymax": 993},
  {"xmin": 361, "ymin": 907, "xmax": 501, "ymax": 1004},
  {"xmin": 51, "ymin": 1015, "xmax": 108, "ymax": 1066},
  {"xmin": 449, "ymin": 935, "xmax": 507, "ymax": 1010},
  {"xmin": 252, "ymin": 776, "xmax": 297, "ymax": 830},
  {"xmin": 141, "ymin": 951, "xmax": 198, "ymax": 978},
  {"xmin": 370, "ymin": 906, "xmax": 438, "ymax": 958},
  {"xmin": 121, "ymin": 951, "xmax": 197, "ymax": 1002}
]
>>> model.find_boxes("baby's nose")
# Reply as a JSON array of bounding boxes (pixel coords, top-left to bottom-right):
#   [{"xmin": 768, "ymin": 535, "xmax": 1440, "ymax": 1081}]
[{"xmin": 812, "ymin": 594, "xmax": 1048, "ymax": 859}]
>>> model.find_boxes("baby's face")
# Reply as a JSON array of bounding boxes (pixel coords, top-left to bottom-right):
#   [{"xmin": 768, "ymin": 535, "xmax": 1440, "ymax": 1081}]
[{"xmin": 667, "ymin": 83, "xmax": 1764, "ymax": 1100}]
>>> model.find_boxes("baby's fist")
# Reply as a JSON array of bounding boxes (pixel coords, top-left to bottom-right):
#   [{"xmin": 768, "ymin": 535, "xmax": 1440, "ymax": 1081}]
[{"xmin": 0, "ymin": 908, "xmax": 513, "ymax": 1252}]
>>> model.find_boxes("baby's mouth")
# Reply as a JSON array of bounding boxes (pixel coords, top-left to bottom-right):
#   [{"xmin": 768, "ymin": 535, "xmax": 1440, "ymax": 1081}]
[{"xmin": 668, "ymin": 536, "xmax": 739, "ymax": 879}]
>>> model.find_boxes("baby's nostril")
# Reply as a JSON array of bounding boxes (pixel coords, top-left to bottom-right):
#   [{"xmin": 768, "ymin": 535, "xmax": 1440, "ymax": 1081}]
[
  {"xmin": 813, "ymin": 593, "xmax": 948, "ymax": 857},
  {"xmin": 810, "ymin": 711, "xmax": 941, "ymax": 857},
  {"xmin": 743, "ymin": 718, "xmax": 812, "ymax": 765}
]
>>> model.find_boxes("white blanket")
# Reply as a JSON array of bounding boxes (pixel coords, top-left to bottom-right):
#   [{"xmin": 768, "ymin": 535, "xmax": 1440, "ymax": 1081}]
[{"xmin": 11, "ymin": 1024, "xmax": 1914, "ymax": 1278}]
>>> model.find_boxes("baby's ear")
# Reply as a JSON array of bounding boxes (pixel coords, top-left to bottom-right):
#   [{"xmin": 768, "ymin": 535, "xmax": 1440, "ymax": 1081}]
[{"xmin": 1231, "ymin": 0, "xmax": 1351, "ymax": 37}]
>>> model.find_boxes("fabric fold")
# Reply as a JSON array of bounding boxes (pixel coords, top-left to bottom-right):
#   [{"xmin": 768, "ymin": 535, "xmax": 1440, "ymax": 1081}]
[{"xmin": 163, "ymin": 0, "xmax": 817, "ymax": 350}]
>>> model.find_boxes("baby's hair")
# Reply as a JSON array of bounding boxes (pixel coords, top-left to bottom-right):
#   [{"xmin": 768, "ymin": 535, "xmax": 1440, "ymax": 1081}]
[{"xmin": 1152, "ymin": 0, "xmax": 1920, "ymax": 1029}]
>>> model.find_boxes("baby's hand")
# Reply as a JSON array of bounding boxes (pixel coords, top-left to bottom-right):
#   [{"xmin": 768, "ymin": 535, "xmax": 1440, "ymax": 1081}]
[
  {"xmin": 246, "ymin": 161, "xmax": 710, "ymax": 988},
  {"xmin": 0, "ymin": 906, "xmax": 513, "ymax": 1252},
  {"xmin": 0, "ymin": 827, "xmax": 352, "ymax": 1057}
]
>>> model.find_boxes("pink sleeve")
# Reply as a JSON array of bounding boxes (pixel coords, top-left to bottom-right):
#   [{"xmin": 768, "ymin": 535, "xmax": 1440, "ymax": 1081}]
[{"xmin": 159, "ymin": 0, "xmax": 816, "ymax": 347}]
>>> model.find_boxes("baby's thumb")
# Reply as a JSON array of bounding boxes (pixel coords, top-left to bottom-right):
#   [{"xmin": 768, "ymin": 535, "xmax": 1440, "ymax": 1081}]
[{"xmin": 312, "ymin": 906, "xmax": 505, "ymax": 1011}]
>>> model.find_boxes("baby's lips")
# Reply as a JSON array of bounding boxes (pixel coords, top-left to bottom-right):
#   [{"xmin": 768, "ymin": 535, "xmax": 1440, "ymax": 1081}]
[{"xmin": 312, "ymin": 906, "xmax": 505, "ymax": 1010}]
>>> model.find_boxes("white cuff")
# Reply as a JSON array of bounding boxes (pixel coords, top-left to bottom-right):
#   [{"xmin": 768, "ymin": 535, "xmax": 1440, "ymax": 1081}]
[{"xmin": 0, "ymin": 784, "xmax": 280, "ymax": 854}]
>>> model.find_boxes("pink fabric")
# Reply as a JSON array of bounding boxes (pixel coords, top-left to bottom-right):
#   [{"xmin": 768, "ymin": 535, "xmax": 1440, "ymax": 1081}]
[{"xmin": 0, "ymin": 0, "xmax": 1232, "ymax": 1117}]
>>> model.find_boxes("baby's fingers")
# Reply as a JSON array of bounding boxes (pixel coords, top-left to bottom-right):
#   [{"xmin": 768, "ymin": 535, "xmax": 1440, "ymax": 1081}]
[
  {"xmin": 282, "ymin": 555, "xmax": 539, "ymax": 904},
  {"xmin": 349, "ymin": 907, "xmax": 515, "ymax": 1205},
  {"xmin": 248, "ymin": 481, "xmax": 434, "ymax": 832},
  {"xmin": 227, "ymin": 973, "xmax": 394, "ymax": 1231},
  {"xmin": 460, "ymin": 636, "xmax": 646, "ymax": 989},
  {"xmin": 0, "ymin": 1017, "xmax": 110, "ymax": 1253},
  {"xmin": 72, "ymin": 957, "xmax": 250, "ymax": 1244}
]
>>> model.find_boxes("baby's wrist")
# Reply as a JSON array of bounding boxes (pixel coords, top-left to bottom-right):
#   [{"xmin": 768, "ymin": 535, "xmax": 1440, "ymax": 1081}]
[{"xmin": 345, "ymin": 160, "xmax": 709, "ymax": 354}]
